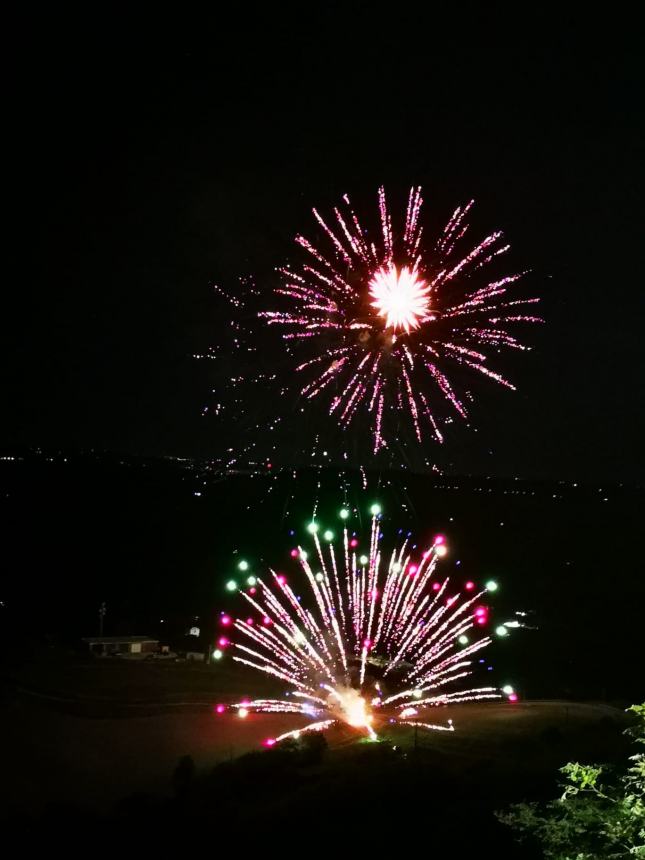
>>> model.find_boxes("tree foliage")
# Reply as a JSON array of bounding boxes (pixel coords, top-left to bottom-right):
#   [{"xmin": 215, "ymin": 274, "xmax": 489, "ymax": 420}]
[{"xmin": 496, "ymin": 704, "xmax": 645, "ymax": 859}]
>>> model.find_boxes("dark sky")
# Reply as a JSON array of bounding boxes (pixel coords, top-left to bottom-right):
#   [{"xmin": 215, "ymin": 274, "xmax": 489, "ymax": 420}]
[{"xmin": 5, "ymin": 8, "xmax": 644, "ymax": 482}]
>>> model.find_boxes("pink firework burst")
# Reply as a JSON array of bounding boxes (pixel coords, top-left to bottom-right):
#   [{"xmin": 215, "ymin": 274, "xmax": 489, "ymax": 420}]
[{"xmin": 261, "ymin": 187, "xmax": 542, "ymax": 453}]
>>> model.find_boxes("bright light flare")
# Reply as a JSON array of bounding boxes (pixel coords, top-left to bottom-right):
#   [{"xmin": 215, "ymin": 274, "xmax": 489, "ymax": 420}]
[
  {"xmin": 328, "ymin": 687, "xmax": 376, "ymax": 739},
  {"xmin": 369, "ymin": 264, "xmax": 431, "ymax": 332}
]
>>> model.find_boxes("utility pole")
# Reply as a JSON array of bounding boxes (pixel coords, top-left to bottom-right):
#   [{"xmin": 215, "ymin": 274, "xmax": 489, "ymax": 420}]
[{"xmin": 99, "ymin": 602, "xmax": 106, "ymax": 636}]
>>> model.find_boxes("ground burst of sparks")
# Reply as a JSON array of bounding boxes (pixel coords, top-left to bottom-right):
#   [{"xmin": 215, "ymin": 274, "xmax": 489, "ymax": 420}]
[
  {"xmin": 215, "ymin": 504, "xmax": 519, "ymax": 745},
  {"xmin": 262, "ymin": 187, "xmax": 542, "ymax": 453}
]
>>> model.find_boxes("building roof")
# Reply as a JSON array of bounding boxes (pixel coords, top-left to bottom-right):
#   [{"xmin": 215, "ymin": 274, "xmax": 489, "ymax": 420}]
[{"xmin": 82, "ymin": 636, "xmax": 159, "ymax": 644}]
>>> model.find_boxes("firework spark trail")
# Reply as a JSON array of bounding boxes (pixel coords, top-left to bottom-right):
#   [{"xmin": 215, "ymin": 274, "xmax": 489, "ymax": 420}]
[
  {"xmin": 258, "ymin": 186, "xmax": 541, "ymax": 454},
  {"xmin": 274, "ymin": 720, "xmax": 337, "ymax": 743},
  {"xmin": 218, "ymin": 505, "xmax": 516, "ymax": 743}
]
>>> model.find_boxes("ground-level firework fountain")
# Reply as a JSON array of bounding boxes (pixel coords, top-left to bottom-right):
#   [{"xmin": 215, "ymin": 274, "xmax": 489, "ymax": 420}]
[{"xmin": 214, "ymin": 502, "xmax": 521, "ymax": 745}]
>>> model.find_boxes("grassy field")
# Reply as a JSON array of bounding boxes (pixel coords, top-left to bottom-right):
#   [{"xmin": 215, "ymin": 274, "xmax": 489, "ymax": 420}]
[
  {"xmin": 0, "ymin": 654, "xmax": 631, "ymax": 824},
  {"xmin": 5, "ymin": 651, "xmax": 279, "ymax": 713}
]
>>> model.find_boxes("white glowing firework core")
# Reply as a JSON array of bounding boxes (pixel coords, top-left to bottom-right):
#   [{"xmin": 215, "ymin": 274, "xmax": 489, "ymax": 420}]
[
  {"xmin": 369, "ymin": 264, "xmax": 431, "ymax": 332},
  {"xmin": 328, "ymin": 686, "xmax": 376, "ymax": 739}
]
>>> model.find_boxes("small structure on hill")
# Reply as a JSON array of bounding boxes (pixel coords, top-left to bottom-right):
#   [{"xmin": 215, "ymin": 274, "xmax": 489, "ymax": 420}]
[{"xmin": 82, "ymin": 635, "xmax": 159, "ymax": 658}]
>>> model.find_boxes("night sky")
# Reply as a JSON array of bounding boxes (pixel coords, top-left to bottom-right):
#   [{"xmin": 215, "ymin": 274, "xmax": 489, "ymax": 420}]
[{"xmin": 6, "ymin": 8, "xmax": 644, "ymax": 483}]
